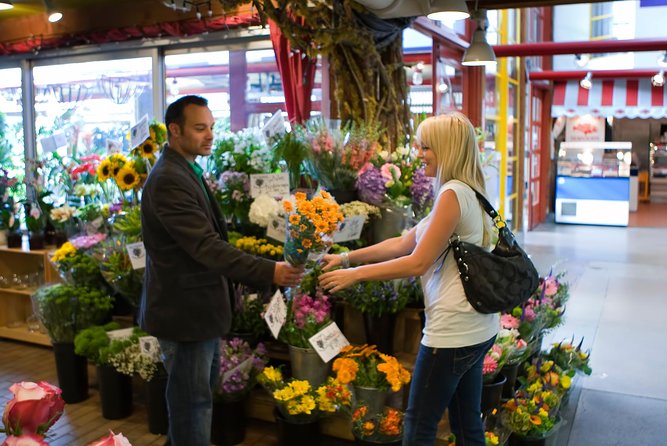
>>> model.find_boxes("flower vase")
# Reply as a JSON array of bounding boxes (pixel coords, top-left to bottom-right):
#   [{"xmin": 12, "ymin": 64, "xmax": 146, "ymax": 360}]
[
  {"xmin": 372, "ymin": 205, "xmax": 412, "ymax": 244},
  {"xmin": 211, "ymin": 398, "xmax": 246, "ymax": 446},
  {"xmin": 288, "ymin": 345, "xmax": 329, "ymax": 388},
  {"xmin": 97, "ymin": 364, "xmax": 133, "ymax": 419},
  {"xmin": 274, "ymin": 408, "xmax": 321, "ymax": 446},
  {"xmin": 52, "ymin": 342, "xmax": 89, "ymax": 404},
  {"xmin": 353, "ymin": 386, "xmax": 390, "ymax": 416},
  {"xmin": 481, "ymin": 373, "xmax": 507, "ymax": 416},
  {"xmin": 329, "ymin": 188, "xmax": 358, "ymax": 204},
  {"xmin": 501, "ymin": 362, "xmax": 520, "ymax": 399},
  {"xmin": 145, "ymin": 375, "xmax": 169, "ymax": 435},
  {"xmin": 362, "ymin": 312, "xmax": 397, "ymax": 355},
  {"xmin": 6, "ymin": 231, "xmax": 21, "ymax": 248},
  {"xmin": 28, "ymin": 231, "xmax": 45, "ymax": 250},
  {"xmin": 508, "ymin": 417, "xmax": 562, "ymax": 446}
]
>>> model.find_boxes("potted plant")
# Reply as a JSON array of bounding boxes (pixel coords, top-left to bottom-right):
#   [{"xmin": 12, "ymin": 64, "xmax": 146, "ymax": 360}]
[
  {"xmin": 351, "ymin": 405, "xmax": 404, "ymax": 446},
  {"xmin": 229, "ymin": 287, "xmax": 270, "ymax": 345},
  {"xmin": 32, "ymin": 283, "xmax": 114, "ymax": 403},
  {"xmin": 49, "ymin": 204, "xmax": 77, "ymax": 247},
  {"xmin": 23, "ymin": 201, "xmax": 46, "ymax": 249},
  {"xmin": 211, "ymin": 338, "xmax": 268, "ymax": 446},
  {"xmin": 50, "ymin": 234, "xmax": 108, "ymax": 290},
  {"xmin": 258, "ymin": 366, "xmax": 351, "ymax": 446},
  {"xmin": 332, "ymin": 344, "xmax": 411, "ymax": 416},
  {"xmin": 271, "ymin": 128, "xmax": 311, "ymax": 191},
  {"xmin": 1, "ymin": 202, "xmax": 22, "ymax": 248},
  {"xmin": 0, "ymin": 168, "xmax": 18, "ymax": 246}
]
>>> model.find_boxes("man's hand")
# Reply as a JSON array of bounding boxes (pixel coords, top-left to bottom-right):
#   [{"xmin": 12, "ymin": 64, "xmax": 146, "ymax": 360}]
[{"xmin": 273, "ymin": 262, "xmax": 304, "ymax": 287}]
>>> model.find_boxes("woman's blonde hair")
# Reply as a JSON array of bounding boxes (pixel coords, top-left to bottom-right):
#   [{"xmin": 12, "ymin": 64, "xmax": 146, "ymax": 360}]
[{"xmin": 416, "ymin": 112, "xmax": 493, "ymax": 247}]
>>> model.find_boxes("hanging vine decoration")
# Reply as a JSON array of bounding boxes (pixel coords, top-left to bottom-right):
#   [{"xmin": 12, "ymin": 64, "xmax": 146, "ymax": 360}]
[{"xmin": 220, "ymin": 0, "xmax": 411, "ymax": 150}]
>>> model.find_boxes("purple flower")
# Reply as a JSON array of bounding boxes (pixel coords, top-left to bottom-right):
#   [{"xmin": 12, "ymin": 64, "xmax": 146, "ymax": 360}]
[
  {"xmin": 356, "ymin": 165, "xmax": 385, "ymax": 205},
  {"xmin": 409, "ymin": 167, "xmax": 433, "ymax": 214}
]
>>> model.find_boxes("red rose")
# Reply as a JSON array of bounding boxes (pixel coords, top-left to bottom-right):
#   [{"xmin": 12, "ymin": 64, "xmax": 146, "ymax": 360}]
[
  {"xmin": 2, "ymin": 381, "xmax": 65, "ymax": 436},
  {"xmin": 86, "ymin": 431, "xmax": 132, "ymax": 446},
  {"xmin": 1, "ymin": 433, "xmax": 49, "ymax": 446}
]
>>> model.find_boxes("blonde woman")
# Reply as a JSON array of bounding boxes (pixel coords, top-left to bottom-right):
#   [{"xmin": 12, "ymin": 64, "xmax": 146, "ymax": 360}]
[{"xmin": 320, "ymin": 112, "xmax": 499, "ymax": 446}]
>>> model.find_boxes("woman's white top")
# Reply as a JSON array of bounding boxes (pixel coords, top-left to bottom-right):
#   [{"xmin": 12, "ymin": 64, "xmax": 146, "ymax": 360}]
[{"xmin": 415, "ymin": 180, "xmax": 499, "ymax": 348}]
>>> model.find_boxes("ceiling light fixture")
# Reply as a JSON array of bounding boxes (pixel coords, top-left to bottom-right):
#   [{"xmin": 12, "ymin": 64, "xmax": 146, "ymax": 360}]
[
  {"xmin": 580, "ymin": 72, "xmax": 593, "ymax": 90},
  {"xmin": 652, "ymin": 70, "xmax": 665, "ymax": 87},
  {"xmin": 574, "ymin": 53, "xmax": 590, "ymax": 68},
  {"xmin": 0, "ymin": 1, "xmax": 13, "ymax": 11},
  {"xmin": 44, "ymin": 0, "xmax": 62, "ymax": 22},
  {"xmin": 427, "ymin": 0, "xmax": 470, "ymax": 22},
  {"xmin": 462, "ymin": 9, "xmax": 496, "ymax": 67}
]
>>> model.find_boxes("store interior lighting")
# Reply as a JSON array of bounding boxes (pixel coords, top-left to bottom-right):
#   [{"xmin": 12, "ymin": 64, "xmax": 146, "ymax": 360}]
[
  {"xmin": 574, "ymin": 53, "xmax": 590, "ymax": 68},
  {"xmin": 0, "ymin": 1, "xmax": 13, "ymax": 11},
  {"xmin": 427, "ymin": 0, "xmax": 470, "ymax": 21},
  {"xmin": 580, "ymin": 72, "xmax": 592, "ymax": 90},
  {"xmin": 652, "ymin": 70, "xmax": 665, "ymax": 87},
  {"xmin": 45, "ymin": 0, "xmax": 62, "ymax": 22},
  {"xmin": 462, "ymin": 9, "xmax": 496, "ymax": 67}
]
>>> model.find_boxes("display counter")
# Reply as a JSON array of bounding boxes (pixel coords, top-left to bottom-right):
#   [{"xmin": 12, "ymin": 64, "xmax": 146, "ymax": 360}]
[{"xmin": 555, "ymin": 142, "xmax": 631, "ymax": 226}]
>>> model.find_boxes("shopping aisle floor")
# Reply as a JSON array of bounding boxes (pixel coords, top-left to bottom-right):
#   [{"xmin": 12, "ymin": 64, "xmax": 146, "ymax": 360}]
[{"xmin": 523, "ymin": 222, "xmax": 667, "ymax": 446}]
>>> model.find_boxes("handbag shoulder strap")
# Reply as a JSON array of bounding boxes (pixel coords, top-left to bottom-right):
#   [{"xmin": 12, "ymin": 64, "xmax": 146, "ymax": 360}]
[{"xmin": 466, "ymin": 186, "xmax": 508, "ymax": 231}]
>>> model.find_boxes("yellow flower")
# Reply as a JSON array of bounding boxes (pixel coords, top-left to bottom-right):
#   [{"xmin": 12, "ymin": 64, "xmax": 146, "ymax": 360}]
[
  {"xmin": 50, "ymin": 242, "xmax": 76, "ymax": 263},
  {"xmin": 115, "ymin": 164, "xmax": 141, "ymax": 191},
  {"xmin": 289, "ymin": 214, "xmax": 301, "ymax": 225},
  {"xmin": 96, "ymin": 159, "xmax": 112, "ymax": 181},
  {"xmin": 139, "ymin": 139, "xmax": 158, "ymax": 157},
  {"xmin": 261, "ymin": 366, "xmax": 283, "ymax": 383}
]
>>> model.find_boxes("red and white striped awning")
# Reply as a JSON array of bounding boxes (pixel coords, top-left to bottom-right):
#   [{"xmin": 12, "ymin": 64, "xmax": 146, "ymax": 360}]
[{"xmin": 552, "ymin": 79, "xmax": 667, "ymax": 119}]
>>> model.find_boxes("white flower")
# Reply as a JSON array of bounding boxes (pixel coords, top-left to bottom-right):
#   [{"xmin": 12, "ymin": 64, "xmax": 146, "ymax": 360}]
[
  {"xmin": 379, "ymin": 150, "xmax": 390, "ymax": 160},
  {"xmin": 396, "ymin": 145, "xmax": 410, "ymax": 156},
  {"xmin": 50, "ymin": 205, "xmax": 76, "ymax": 223},
  {"xmin": 29, "ymin": 207, "xmax": 41, "ymax": 219},
  {"xmin": 249, "ymin": 193, "xmax": 281, "ymax": 228}
]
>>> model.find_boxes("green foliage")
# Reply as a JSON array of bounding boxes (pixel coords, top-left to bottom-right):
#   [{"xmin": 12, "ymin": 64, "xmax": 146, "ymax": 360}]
[
  {"xmin": 76, "ymin": 203, "xmax": 103, "ymax": 223},
  {"xmin": 230, "ymin": 293, "xmax": 269, "ymax": 339},
  {"xmin": 110, "ymin": 206, "xmax": 142, "ymax": 239},
  {"xmin": 74, "ymin": 322, "xmax": 121, "ymax": 365},
  {"xmin": 341, "ymin": 279, "xmax": 408, "ymax": 316},
  {"xmin": 271, "ymin": 129, "xmax": 311, "ymax": 190},
  {"xmin": 56, "ymin": 250, "xmax": 106, "ymax": 289},
  {"xmin": 32, "ymin": 283, "xmax": 114, "ymax": 343}
]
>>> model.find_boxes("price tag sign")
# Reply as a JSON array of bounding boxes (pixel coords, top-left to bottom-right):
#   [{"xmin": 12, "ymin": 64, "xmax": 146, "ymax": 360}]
[
  {"xmin": 266, "ymin": 215, "xmax": 286, "ymax": 243},
  {"xmin": 264, "ymin": 289, "xmax": 287, "ymax": 339},
  {"xmin": 126, "ymin": 241, "xmax": 146, "ymax": 270},
  {"xmin": 249, "ymin": 173, "xmax": 290, "ymax": 198},
  {"xmin": 139, "ymin": 336, "xmax": 160, "ymax": 361},
  {"xmin": 261, "ymin": 110, "xmax": 286, "ymax": 143},
  {"xmin": 107, "ymin": 328, "xmax": 135, "ymax": 340},
  {"xmin": 333, "ymin": 215, "xmax": 364, "ymax": 243},
  {"xmin": 130, "ymin": 115, "xmax": 150, "ymax": 149},
  {"xmin": 222, "ymin": 357, "xmax": 254, "ymax": 385},
  {"xmin": 308, "ymin": 322, "xmax": 350, "ymax": 363}
]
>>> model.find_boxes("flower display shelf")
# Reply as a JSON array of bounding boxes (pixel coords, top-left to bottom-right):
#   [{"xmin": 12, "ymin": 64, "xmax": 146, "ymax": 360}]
[{"xmin": 0, "ymin": 246, "xmax": 59, "ymax": 346}]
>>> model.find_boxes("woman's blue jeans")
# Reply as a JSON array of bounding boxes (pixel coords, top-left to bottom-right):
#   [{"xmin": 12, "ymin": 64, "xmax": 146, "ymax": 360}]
[
  {"xmin": 403, "ymin": 336, "xmax": 496, "ymax": 446},
  {"xmin": 158, "ymin": 338, "xmax": 220, "ymax": 446}
]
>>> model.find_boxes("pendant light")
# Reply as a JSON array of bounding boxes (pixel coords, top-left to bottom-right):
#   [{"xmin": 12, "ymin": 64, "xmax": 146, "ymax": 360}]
[
  {"xmin": 462, "ymin": 9, "xmax": 496, "ymax": 67},
  {"xmin": 427, "ymin": 0, "xmax": 469, "ymax": 21},
  {"xmin": 0, "ymin": 1, "xmax": 13, "ymax": 11}
]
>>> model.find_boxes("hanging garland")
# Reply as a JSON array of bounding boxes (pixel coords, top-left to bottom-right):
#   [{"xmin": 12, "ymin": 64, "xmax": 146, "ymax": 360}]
[{"xmin": 221, "ymin": 0, "xmax": 412, "ymax": 150}]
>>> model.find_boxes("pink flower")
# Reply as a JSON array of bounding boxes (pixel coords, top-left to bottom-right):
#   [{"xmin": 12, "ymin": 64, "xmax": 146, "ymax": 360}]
[
  {"xmin": 482, "ymin": 355, "xmax": 498, "ymax": 375},
  {"xmin": 1, "ymin": 434, "xmax": 49, "ymax": 446},
  {"xmin": 380, "ymin": 163, "xmax": 401, "ymax": 182},
  {"xmin": 86, "ymin": 431, "xmax": 132, "ymax": 446},
  {"xmin": 2, "ymin": 381, "xmax": 65, "ymax": 436},
  {"xmin": 543, "ymin": 277, "xmax": 558, "ymax": 297},
  {"xmin": 500, "ymin": 314, "xmax": 520, "ymax": 329},
  {"xmin": 516, "ymin": 339, "xmax": 528, "ymax": 349},
  {"xmin": 523, "ymin": 307, "xmax": 536, "ymax": 321}
]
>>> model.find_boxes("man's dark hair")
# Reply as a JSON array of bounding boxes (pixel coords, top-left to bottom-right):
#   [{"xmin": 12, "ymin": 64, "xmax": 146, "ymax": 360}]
[{"xmin": 165, "ymin": 95, "xmax": 209, "ymax": 138}]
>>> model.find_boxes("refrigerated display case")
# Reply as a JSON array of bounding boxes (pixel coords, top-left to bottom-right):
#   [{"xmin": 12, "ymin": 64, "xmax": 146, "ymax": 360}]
[
  {"xmin": 649, "ymin": 143, "xmax": 667, "ymax": 202},
  {"xmin": 555, "ymin": 141, "xmax": 631, "ymax": 226}
]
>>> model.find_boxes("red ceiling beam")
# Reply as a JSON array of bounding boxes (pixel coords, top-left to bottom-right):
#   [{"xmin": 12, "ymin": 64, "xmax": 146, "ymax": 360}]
[
  {"xmin": 529, "ymin": 69, "xmax": 660, "ymax": 81},
  {"xmin": 493, "ymin": 38, "xmax": 667, "ymax": 57}
]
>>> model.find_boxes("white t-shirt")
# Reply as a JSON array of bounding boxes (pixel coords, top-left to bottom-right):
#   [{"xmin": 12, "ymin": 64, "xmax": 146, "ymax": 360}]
[{"xmin": 415, "ymin": 180, "xmax": 499, "ymax": 348}]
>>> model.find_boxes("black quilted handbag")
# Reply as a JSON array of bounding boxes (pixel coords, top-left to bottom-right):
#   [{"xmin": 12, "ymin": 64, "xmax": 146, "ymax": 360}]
[{"xmin": 435, "ymin": 188, "xmax": 539, "ymax": 314}]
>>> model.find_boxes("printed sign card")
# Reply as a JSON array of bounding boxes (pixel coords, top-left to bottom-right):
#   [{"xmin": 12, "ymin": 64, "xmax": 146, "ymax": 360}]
[
  {"xmin": 249, "ymin": 173, "xmax": 290, "ymax": 198},
  {"xmin": 130, "ymin": 115, "xmax": 150, "ymax": 149},
  {"xmin": 262, "ymin": 110, "xmax": 286, "ymax": 143},
  {"xmin": 222, "ymin": 357, "xmax": 254, "ymax": 385},
  {"xmin": 139, "ymin": 336, "xmax": 160, "ymax": 361},
  {"xmin": 333, "ymin": 215, "xmax": 365, "ymax": 243},
  {"xmin": 265, "ymin": 290, "xmax": 287, "ymax": 339},
  {"xmin": 126, "ymin": 241, "xmax": 146, "ymax": 270},
  {"xmin": 266, "ymin": 215, "xmax": 286, "ymax": 243},
  {"xmin": 308, "ymin": 322, "xmax": 350, "ymax": 363}
]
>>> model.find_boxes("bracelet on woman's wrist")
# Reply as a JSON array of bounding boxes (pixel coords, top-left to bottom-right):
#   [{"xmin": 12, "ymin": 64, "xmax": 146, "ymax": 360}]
[{"xmin": 340, "ymin": 252, "xmax": 350, "ymax": 268}]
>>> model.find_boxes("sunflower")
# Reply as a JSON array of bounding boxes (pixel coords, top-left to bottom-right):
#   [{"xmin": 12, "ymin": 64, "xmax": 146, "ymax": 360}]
[
  {"xmin": 96, "ymin": 159, "xmax": 112, "ymax": 181},
  {"xmin": 139, "ymin": 139, "xmax": 158, "ymax": 157},
  {"xmin": 115, "ymin": 163, "xmax": 140, "ymax": 191}
]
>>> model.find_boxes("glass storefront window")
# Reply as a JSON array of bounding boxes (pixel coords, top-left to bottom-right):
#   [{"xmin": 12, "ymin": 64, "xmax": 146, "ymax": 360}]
[
  {"xmin": 33, "ymin": 57, "xmax": 153, "ymax": 159},
  {"xmin": 165, "ymin": 50, "xmax": 231, "ymax": 133},
  {"xmin": 0, "ymin": 67, "xmax": 24, "ymax": 180}
]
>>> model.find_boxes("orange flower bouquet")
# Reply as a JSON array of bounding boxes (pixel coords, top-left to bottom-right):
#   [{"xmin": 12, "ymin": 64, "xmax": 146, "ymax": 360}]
[
  {"xmin": 352, "ymin": 405, "xmax": 404, "ymax": 444},
  {"xmin": 332, "ymin": 344, "xmax": 411, "ymax": 393},
  {"xmin": 282, "ymin": 190, "xmax": 344, "ymax": 267}
]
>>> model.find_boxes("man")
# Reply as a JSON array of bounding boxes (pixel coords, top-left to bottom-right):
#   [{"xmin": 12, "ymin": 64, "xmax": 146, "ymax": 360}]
[{"xmin": 139, "ymin": 95, "xmax": 302, "ymax": 446}]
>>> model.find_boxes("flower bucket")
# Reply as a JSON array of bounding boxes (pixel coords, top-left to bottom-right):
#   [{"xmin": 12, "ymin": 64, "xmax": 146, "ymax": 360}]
[
  {"xmin": 97, "ymin": 364, "xmax": 133, "ymax": 419},
  {"xmin": 481, "ymin": 373, "xmax": 507, "ymax": 415},
  {"xmin": 353, "ymin": 386, "xmax": 390, "ymax": 416},
  {"xmin": 372, "ymin": 205, "xmax": 412, "ymax": 244},
  {"xmin": 6, "ymin": 231, "xmax": 22, "ymax": 248},
  {"xmin": 288, "ymin": 345, "xmax": 329, "ymax": 388},
  {"xmin": 52, "ymin": 342, "xmax": 88, "ymax": 404},
  {"xmin": 329, "ymin": 188, "xmax": 358, "ymax": 204},
  {"xmin": 501, "ymin": 362, "xmax": 520, "ymax": 399},
  {"xmin": 362, "ymin": 312, "xmax": 397, "ymax": 355},
  {"xmin": 146, "ymin": 375, "xmax": 168, "ymax": 435},
  {"xmin": 274, "ymin": 408, "xmax": 321, "ymax": 446},
  {"xmin": 211, "ymin": 399, "xmax": 246, "ymax": 446},
  {"xmin": 28, "ymin": 231, "xmax": 45, "ymax": 250}
]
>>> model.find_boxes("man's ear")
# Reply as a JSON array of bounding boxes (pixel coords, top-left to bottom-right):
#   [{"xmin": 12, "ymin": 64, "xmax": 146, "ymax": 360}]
[{"xmin": 168, "ymin": 122, "xmax": 181, "ymax": 137}]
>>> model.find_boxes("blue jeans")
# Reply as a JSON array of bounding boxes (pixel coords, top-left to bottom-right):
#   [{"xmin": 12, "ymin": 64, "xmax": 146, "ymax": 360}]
[
  {"xmin": 158, "ymin": 338, "xmax": 220, "ymax": 446},
  {"xmin": 403, "ymin": 336, "xmax": 496, "ymax": 446}
]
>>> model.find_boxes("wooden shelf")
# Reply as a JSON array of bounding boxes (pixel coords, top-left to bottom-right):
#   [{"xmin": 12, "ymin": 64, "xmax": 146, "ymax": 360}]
[
  {"xmin": 0, "ymin": 245, "xmax": 53, "ymax": 255},
  {"xmin": 0, "ymin": 287, "xmax": 35, "ymax": 296},
  {"xmin": 0, "ymin": 325, "xmax": 51, "ymax": 346}
]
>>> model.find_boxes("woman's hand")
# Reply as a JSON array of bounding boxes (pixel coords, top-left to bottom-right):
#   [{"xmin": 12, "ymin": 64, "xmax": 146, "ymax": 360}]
[
  {"xmin": 320, "ymin": 254, "xmax": 343, "ymax": 272},
  {"xmin": 319, "ymin": 268, "xmax": 360, "ymax": 293}
]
